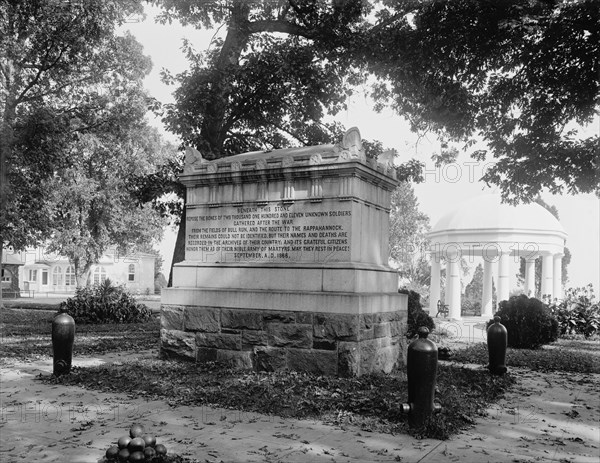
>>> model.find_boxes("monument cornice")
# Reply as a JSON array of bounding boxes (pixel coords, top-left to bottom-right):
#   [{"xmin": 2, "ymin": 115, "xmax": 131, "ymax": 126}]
[
  {"xmin": 180, "ymin": 127, "xmax": 398, "ymax": 191},
  {"xmin": 180, "ymin": 160, "xmax": 397, "ymax": 191}
]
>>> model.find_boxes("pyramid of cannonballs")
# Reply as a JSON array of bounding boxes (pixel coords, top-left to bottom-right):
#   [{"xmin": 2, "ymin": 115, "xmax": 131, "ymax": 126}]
[{"xmin": 103, "ymin": 423, "xmax": 168, "ymax": 462}]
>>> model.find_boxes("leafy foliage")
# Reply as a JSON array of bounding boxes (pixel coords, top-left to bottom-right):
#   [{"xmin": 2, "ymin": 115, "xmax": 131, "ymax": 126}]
[
  {"xmin": 549, "ymin": 285, "xmax": 600, "ymax": 338},
  {"xmin": 43, "ymin": 118, "xmax": 172, "ymax": 285},
  {"xmin": 155, "ymin": 0, "xmax": 598, "ymax": 201},
  {"xmin": 462, "ymin": 263, "xmax": 483, "ymax": 316},
  {"xmin": 362, "ymin": 0, "xmax": 599, "ymax": 201},
  {"xmin": 59, "ymin": 279, "xmax": 152, "ymax": 324},
  {"xmin": 488, "ymin": 295, "xmax": 559, "ymax": 349},
  {"xmin": 399, "ymin": 289, "xmax": 435, "ymax": 338},
  {"xmin": 390, "ymin": 183, "xmax": 431, "ymax": 294},
  {"xmin": 150, "ymin": 0, "xmax": 599, "ymax": 277},
  {"xmin": 1, "ymin": 0, "xmax": 150, "ymax": 249}
]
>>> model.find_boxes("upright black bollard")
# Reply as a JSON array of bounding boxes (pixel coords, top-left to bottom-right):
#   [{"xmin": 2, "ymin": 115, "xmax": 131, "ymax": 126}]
[
  {"xmin": 52, "ymin": 310, "xmax": 75, "ymax": 376},
  {"xmin": 487, "ymin": 316, "xmax": 507, "ymax": 375},
  {"xmin": 402, "ymin": 326, "xmax": 442, "ymax": 428}
]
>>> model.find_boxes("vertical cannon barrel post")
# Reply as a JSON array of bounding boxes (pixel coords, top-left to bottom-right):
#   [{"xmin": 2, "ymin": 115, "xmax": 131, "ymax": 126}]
[
  {"xmin": 401, "ymin": 326, "xmax": 442, "ymax": 428},
  {"xmin": 52, "ymin": 310, "xmax": 75, "ymax": 376},
  {"xmin": 487, "ymin": 316, "xmax": 508, "ymax": 375}
]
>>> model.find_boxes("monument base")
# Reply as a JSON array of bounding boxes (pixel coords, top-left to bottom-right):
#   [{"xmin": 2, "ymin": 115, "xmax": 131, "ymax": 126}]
[{"xmin": 160, "ymin": 288, "xmax": 407, "ymax": 376}]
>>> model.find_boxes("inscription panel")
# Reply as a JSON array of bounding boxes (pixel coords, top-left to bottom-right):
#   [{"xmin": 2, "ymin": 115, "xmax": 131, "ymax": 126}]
[{"xmin": 185, "ymin": 202, "xmax": 352, "ymax": 263}]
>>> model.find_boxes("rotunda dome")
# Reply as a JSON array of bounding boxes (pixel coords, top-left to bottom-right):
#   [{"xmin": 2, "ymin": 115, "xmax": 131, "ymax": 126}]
[{"xmin": 430, "ymin": 193, "xmax": 567, "ymax": 236}]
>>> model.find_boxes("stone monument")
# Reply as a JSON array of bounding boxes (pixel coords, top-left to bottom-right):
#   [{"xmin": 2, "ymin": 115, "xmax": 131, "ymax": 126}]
[{"xmin": 160, "ymin": 127, "xmax": 407, "ymax": 376}]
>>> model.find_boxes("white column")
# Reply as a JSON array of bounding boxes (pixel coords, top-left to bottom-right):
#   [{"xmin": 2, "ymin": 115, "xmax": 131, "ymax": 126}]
[
  {"xmin": 447, "ymin": 255, "xmax": 461, "ymax": 320},
  {"xmin": 524, "ymin": 256, "xmax": 537, "ymax": 297},
  {"xmin": 429, "ymin": 256, "xmax": 441, "ymax": 314},
  {"xmin": 497, "ymin": 252, "xmax": 510, "ymax": 304},
  {"xmin": 541, "ymin": 253, "xmax": 554, "ymax": 299},
  {"xmin": 481, "ymin": 258, "xmax": 494, "ymax": 318},
  {"xmin": 553, "ymin": 254, "xmax": 563, "ymax": 301}
]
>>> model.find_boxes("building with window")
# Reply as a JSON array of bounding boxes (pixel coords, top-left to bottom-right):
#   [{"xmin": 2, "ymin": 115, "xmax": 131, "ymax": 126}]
[
  {"xmin": 5, "ymin": 248, "xmax": 156, "ymax": 296},
  {"xmin": 1, "ymin": 253, "xmax": 24, "ymax": 296}
]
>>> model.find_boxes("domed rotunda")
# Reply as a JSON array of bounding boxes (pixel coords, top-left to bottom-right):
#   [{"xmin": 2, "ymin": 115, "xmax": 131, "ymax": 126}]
[{"xmin": 426, "ymin": 193, "xmax": 567, "ymax": 319}]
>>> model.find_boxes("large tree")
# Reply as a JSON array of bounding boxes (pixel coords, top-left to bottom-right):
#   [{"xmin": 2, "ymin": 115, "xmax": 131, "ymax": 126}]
[
  {"xmin": 389, "ymin": 181, "xmax": 431, "ymax": 292},
  {"xmin": 152, "ymin": 0, "xmax": 598, "ymax": 281},
  {"xmin": 43, "ymin": 117, "xmax": 172, "ymax": 286},
  {"xmin": 0, "ymin": 0, "xmax": 147, "ymax": 250},
  {"xmin": 0, "ymin": 1, "xmax": 177, "ymax": 293},
  {"xmin": 362, "ymin": 0, "xmax": 599, "ymax": 202}
]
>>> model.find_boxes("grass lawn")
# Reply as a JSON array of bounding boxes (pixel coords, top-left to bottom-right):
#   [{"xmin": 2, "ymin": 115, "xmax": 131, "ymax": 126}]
[
  {"xmin": 0, "ymin": 307, "xmax": 159, "ymax": 363},
  {"xmin": 449, "ymin": 338, "xmax": 600, "ymax": 374},
  {"xmin": 3, "ymin": 306, "xmax": 598, "ymax": 441}
]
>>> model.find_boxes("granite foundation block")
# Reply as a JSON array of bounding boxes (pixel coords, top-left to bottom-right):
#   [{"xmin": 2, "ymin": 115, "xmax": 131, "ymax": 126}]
[
  {"xmin": 267, "ymin": 323, "xmax": 312, "ymax": 348},
  {"xmin": 263, "ymin": 311, "xmax": 295, "ymax": 323},
  {"xmin": 161, "ymin": 306, "xmax": 185, "ymax": 331},
  {"xmin": 242, "ymin": 330, "xmax": 268, "ymax": 348},
  {"xmin": 287, "ymin": 348, "xmax": 338, "ymax": 376},
  {"xmin": 185, "ymin": 307, "xmax": 220, "ymax": 332},
  {"xmin": 221, "ymin": 309, "xmax": 264, "ymax": 330},
  {"xmin": 160, "ymin": 329, "xmax": 196, "ymax": 360},
  {"xmin": 254, "ymin": 346, "xmax": 287, "ymax": 372},
  {"xmin": 197, "ymin": 347, "xmax": 218, "ymax": 362},
  {"xmin": 313, "ymin": 313, "xmax": 359, "ymax": 341},
  {"xmin": 196, "ymin": 332, "xmax": 241, "ymax": 350},
  {"xmin": 295, "ymin": 312, "xmax": 313, "ymax": 325},
  {"xmin": 374, "ymin": 322, "xmax": 391, "ymax": 338},
  {"xmin": 160, "ymin": 306, "xmax": 406, "ymax": 376},
  {"xmin": 360, "ymin": 313, "xmax": 374, "ymax": 330},
  {"xmin": 338, "ymin": 342, "xmax": 360, "ymax": 377},
  {"xmin": 217, "ymin": 350, "xmax": 253, "ymax": 369}
]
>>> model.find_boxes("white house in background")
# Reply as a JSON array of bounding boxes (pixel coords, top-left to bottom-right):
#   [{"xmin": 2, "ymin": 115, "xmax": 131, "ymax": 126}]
[{"xmin": 10, "ymin": 247, "xmax": 156, "ymax": 295}]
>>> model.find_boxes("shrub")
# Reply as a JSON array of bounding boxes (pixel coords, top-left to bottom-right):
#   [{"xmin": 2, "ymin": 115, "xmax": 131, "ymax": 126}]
[
  {"xmin": 487, "ymin": 295, "xmax": 558, "ymax": 349},
  {"xmin": 59, "ymin": 279, "xmax": 152, "ymax": 324},
  {"xmin": 400, "ymin": 289, "xmax": 435, "ymax": 338},
  {"xmin": 549, "ymin": 285, "xmax": 600, "ymax": 338},
  {"xmin": 461, "ymin": 298, "xmax": 481, "ymax": 316}
]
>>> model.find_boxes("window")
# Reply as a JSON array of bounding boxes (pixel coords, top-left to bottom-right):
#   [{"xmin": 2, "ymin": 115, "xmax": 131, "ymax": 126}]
[
  {"xmin": 42, "ymin": 270, "xmax": 48, "ymax": 285},
  {"xmin": 52, "ymin": 267, "xmax": 63, "ymax": 286},
  {"xmin": 93, "ymin": 266, "xmax": 107, "ymax": 285},
  {"xmin": 128, "ymin": 264, "xmax": 136, "ymax": 282},
  {"xmin": 1, "ymin": 269, "xmax": 11, "ymax": 283},
  {"xmin": 28, "ymin": 269, "xmax": 38, "ymax": 282},
  {"xmin": 65, "ymin": 266, "xmax": 76, "ymax": 286}
]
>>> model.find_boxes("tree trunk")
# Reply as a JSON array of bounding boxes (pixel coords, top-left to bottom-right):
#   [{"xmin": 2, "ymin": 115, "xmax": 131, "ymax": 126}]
[
  {"xmin": 200, "ymin": 2, "xmax": 251, "ymax": 158},
  {"xmin": 168, "ymin": 4, "xmax": 253, "ymax": 285},
  {"xmin": 74, "ymin": 259, "xmax": 92, "ymax": 288},
  {"xmin": 1, "ymin": 76, "xmax": 17, "ymax": 248},
  {"xmin": 168, "ymin": 207, "xmax": 187, "ymax": 287},
  {"xmin": 1, "ymin": 62, "xmax": 17, "ymax": 309}
]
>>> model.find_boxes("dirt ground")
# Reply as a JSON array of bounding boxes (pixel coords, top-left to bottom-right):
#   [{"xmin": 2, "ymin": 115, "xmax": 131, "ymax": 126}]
[{"xmin": 1, "ymin": 345, "xmax": 598, "ymax": 463}]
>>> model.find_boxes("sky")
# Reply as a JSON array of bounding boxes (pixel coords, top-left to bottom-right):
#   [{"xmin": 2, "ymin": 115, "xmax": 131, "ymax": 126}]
[{"xmin": 122, "ymin": 5, "xmax": 599, "ymax": 291}]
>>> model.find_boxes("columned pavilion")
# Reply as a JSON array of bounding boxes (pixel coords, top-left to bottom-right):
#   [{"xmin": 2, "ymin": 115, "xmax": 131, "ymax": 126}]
[{"xmin": 427, "ymin": 194, "xmax": 567, "ymax": 319}]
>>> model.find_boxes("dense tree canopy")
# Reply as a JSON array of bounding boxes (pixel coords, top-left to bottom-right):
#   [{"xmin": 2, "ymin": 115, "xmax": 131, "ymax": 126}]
[
  {"xmin": 0, "ymin": 0, "xmax": 149, "ymax": 250},
  {"xmin": 155, "ymin": 0, "xmax": 598, "ymax": 200},
  {"xmin": 43, "ymin": 109, "xmax": 172, "ymax": 286},
  {"xmin": 2, "ymin": 1, "xmax": 596, "ymax": 287},
  {"xmin": 363, "ymin": 0, "xmax": 599, "ymax": 201},
  {"xmin": 152, "ymin": 0, "xmax": 597, "ymax": 279},
  {"xmin": 1, "ymin": 0, "xmax": 173, "ymax": 287}
]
